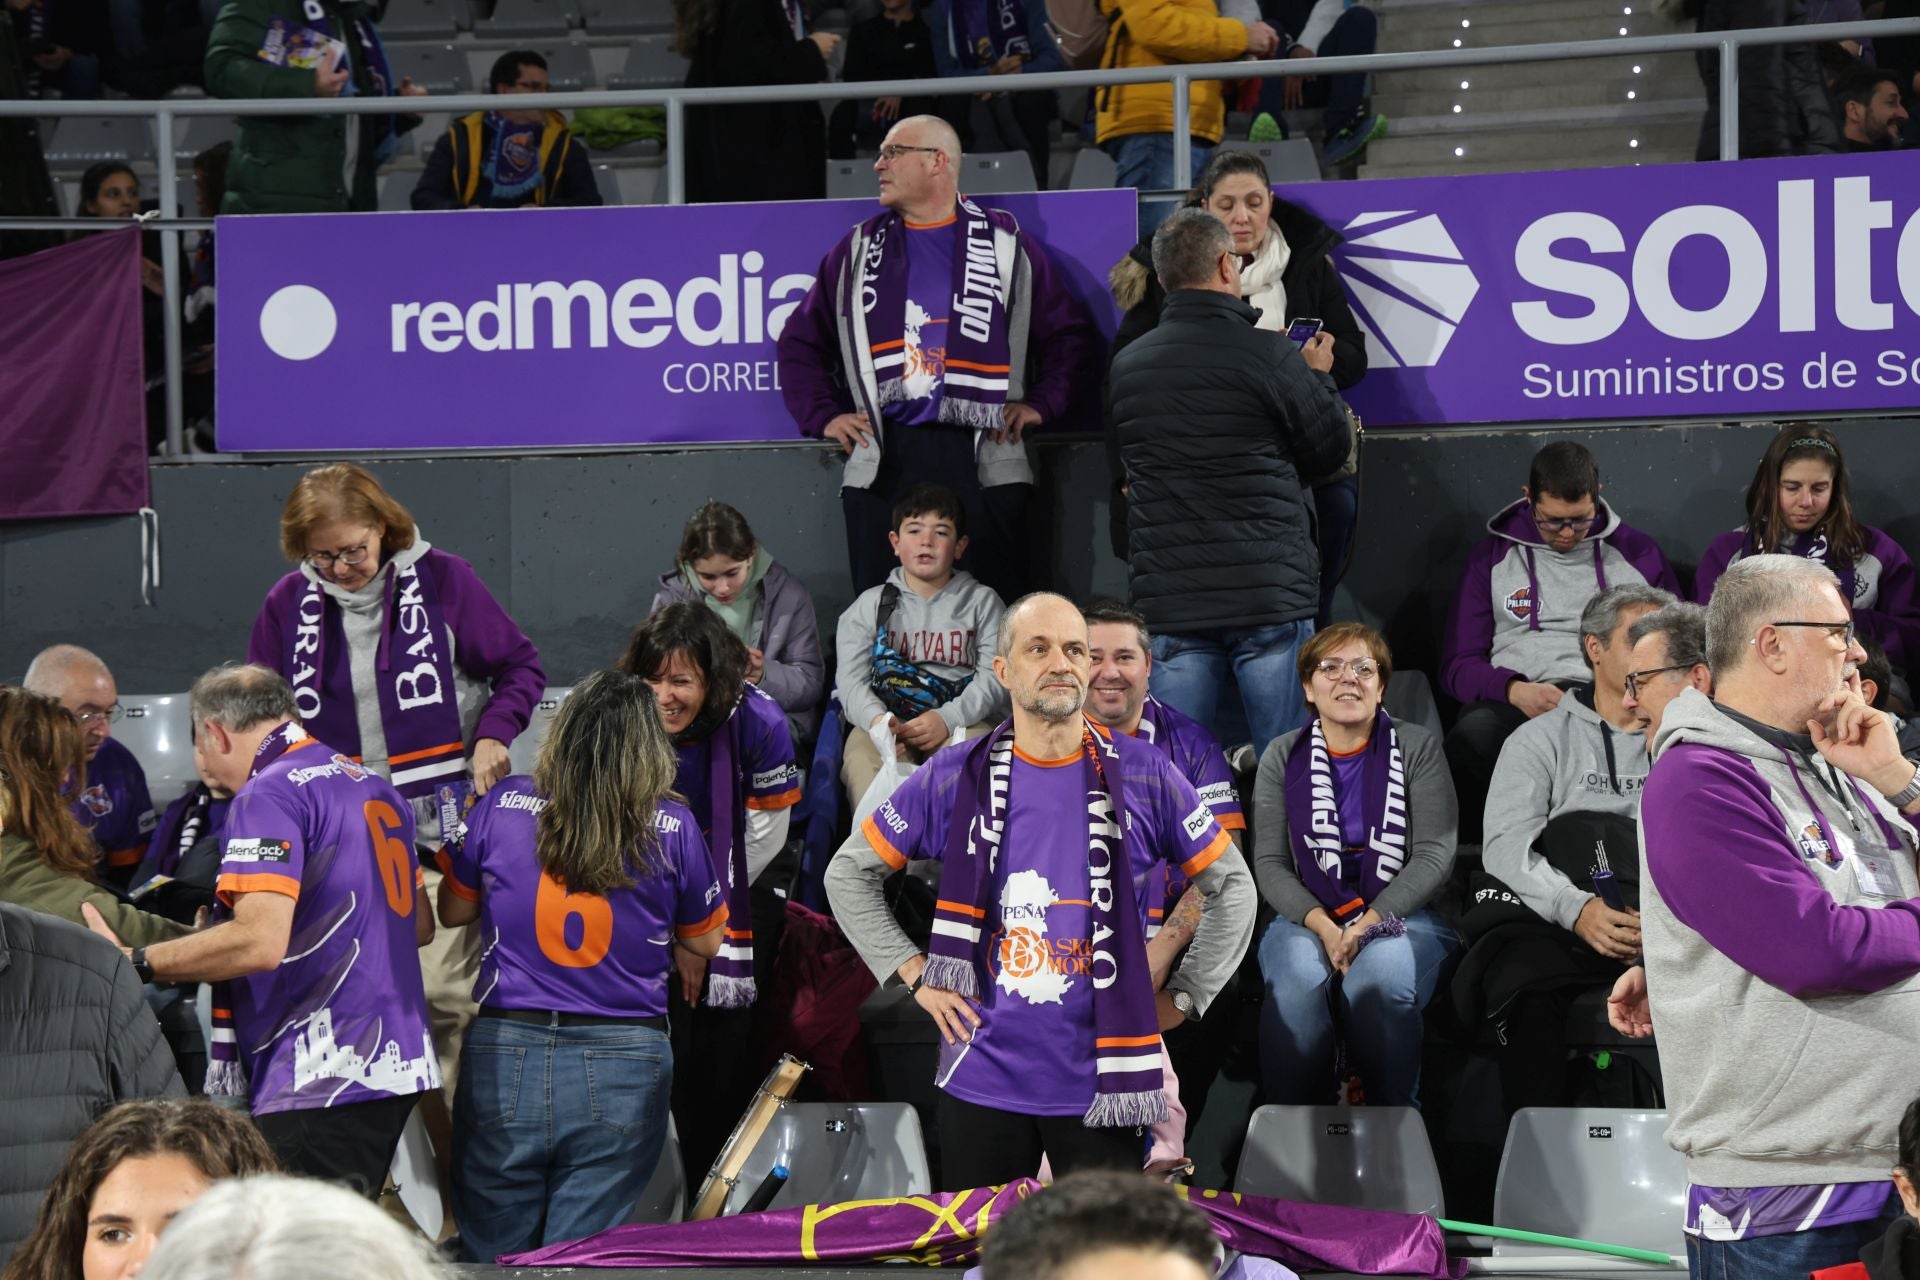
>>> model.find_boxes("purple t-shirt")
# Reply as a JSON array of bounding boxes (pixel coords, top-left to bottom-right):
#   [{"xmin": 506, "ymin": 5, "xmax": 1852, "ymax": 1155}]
[
  {"xmin": 439, "ymin": 777, "xmax": 725, "ymax": 1019},
  {"xmin": 863, "ymin": 735, "xmax": 1231, "ymax": 1116},
  {"xmin": 1330, "ymin": 746, "xmax": 1369, "ymax": 850},
  {"xmin": 883, "ymin": 218, "xmax": 957, "ymax": 428},
  {"xmin": 1685, "ymin": 1182, "xmax": 1894, "ymax": 1240},
  {"xmin": 216, "ymin": 736, "xmax": 439, "ymax": 1115},
  {"xmin": 1119, "ymin": 696, "xmax": 1243, "ymax": 928},
  {"xmin": 74, "ymin": 736, "xmax": 157, "ymax": 886},
  {"xmin": 672, "ymin": 685, "xmax": 801, "ymax": 837}
]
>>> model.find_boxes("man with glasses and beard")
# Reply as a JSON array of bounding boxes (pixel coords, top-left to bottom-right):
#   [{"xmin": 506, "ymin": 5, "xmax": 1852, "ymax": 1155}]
[
  {"xmin": 1635, "ymin": 555, "xmax": 1920, "ymax": 1277},
  {"xmin": 1441, "ymin": 442, "xmax": 1681, "ymax": 843},
  {"xmin": 826, "ymin": 593, "xmax": 1253, "ymax": 1187},
  {"xmin": 23, "ymin": 645, "xmax": 155, "ymax": 891}
]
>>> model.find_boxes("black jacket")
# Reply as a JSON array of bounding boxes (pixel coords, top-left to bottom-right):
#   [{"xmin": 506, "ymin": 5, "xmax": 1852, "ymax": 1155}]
[
  {"xmin": 411, "ymin": 110, "xmax": 603, "ymax": 210},
  {"xmin": 0, "ymin": 903, "xmax": 182, "ymax": 1265},
  {"xmin": 1692, "ymin": 0, "xmax": 1839, "ymax": 160},
  {"xmin": 682, "ymin": 0, "xmax": 829, "ymax": 202},
  {"xmin": 1106, "ymin": 288, "xmax": 1353, "ymax": 634},
  {"xmin": 1108, "ymin": 197, "xmax": 1368, "ymax": 391}
]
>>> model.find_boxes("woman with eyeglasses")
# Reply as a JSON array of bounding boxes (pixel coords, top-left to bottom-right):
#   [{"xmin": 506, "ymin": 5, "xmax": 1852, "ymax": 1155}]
[
  {"xmin": 1250, "ymin": 623, "xmax": 1461, "ymax": 1109},
  {"xmin": 246, "ymin": 463, "xmax": 546, "ymax": 1096},
  {"xmin": 1693, "ymin": 424, "xmax": 1920, "ymax": 670}
]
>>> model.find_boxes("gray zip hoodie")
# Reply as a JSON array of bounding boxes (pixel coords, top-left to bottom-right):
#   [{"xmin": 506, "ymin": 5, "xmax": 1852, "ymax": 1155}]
[
  {"xmin": 1482, "ymin": 687, "xmax": 1649, "ymax": 930},
  {"xmin": 1641, "ymin": 688, "xmax": 1920, "ymax": 1187},
  {"xmin": 835, "ymin": 567, "xmax": 1011, "ymax": 734}
]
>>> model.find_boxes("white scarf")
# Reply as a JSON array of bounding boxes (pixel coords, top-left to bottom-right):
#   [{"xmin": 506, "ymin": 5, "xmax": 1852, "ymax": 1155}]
[{"xmin": 1238, "ymin": 222, "xmax": 1291, "ymax": 332}]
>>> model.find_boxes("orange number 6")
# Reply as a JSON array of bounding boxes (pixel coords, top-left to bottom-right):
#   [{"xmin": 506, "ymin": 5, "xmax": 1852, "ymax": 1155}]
[
  {"xmin": 363, "ymin": 800, "xmax": 414, "ymax": 919},
  {"xmin": 535, "ymin": 871, "xmax": 613, "ymax": 969}
]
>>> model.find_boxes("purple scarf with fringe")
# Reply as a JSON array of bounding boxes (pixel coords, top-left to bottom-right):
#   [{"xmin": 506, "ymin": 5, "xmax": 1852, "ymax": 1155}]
[
  {"xmin": 1283, "ymin": 710, "xmax": 1408, "ymax": 923},
  {"xmin": 848, "ymin": 197, "xmax": 1013, "ymax": 433},
  {"xmin": 948, "ymin": 0, "xmax": 1031, "ymax": 68},
  {"xmin": 924, "ymin": 719, "xmax": 1164, "ymax": 1128},
  {"xmin": 689, "ymin": 704, "xmax": 755, "ymax": 1008},
  {"xmin": 282, "ymin": 557, "xmax": 467, "ymax": 801},
  {"xmin": 1747, "ymin": 527, "xmax": 1859, "ymax": 603}
]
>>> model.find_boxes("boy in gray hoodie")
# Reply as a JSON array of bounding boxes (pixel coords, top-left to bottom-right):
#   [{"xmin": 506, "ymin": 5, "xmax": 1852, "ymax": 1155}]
[{"xmin": 837, "ymin": 484, "xmax": 1011, "ymax": 807}]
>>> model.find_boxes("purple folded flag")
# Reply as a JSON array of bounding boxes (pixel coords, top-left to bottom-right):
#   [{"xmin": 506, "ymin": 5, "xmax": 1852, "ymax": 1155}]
[{"xmin": 500, "ymin": 1179, "xmax": 1465, "ymax": 1277}]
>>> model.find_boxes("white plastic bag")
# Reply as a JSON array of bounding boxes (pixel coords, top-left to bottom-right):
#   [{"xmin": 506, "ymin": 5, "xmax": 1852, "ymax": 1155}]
[{"xmin": 851, "ymin": 728, "xmax": 920, "ymax": 831}]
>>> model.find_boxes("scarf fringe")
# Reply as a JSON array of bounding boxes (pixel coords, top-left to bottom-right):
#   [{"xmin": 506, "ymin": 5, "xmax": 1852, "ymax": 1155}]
[
  {"xmin": 937, "ymin": 397, "xmax": 1005, "ymax": 432},
  {"xmin": 1083, "ymin": 1088, "xmax": 1169, "ymax": 1129},
  {"xmin": 204, "ymin": 1060, "xmax": 248, "ymax": 1098},
  {"xmin": 921, "ymin": 953, "xmax": 979, "ymax": 999},
  {"xmin": 707, "ymin": 973, "xmax": 757, "ymax": 1009}
]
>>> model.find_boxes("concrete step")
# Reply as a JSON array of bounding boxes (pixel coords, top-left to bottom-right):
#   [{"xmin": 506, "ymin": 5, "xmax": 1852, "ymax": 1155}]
[
  {"xmin": 1379, "ymin": 76, "xmax": 1694, "ymax": 117},
  {"xmin": 1357, "ymin": 151, "xmax": 1686, "ymax": 178},
  {"xmin": 1382, "ymin": 98, "xmax": 1696, "ymax": 137},
  {"xmin": 1362, "ymin": 116, "xmax": 1698, "ymax": 168},
  {"xmin": 1369, "ymin": 49, "xmax": 1695, "ymax": 95},
  {"xmin": 1377, "ymin": 0, "xmax": 1688, "ymax": 50}
]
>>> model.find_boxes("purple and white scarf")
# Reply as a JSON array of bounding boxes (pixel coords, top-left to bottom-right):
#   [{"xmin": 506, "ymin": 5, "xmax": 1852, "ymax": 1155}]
[
  {"xmin": 483, "ymin": 111, "xmax": 543, "ymax": 203},
  {"xmin": 283, "ymin": 557, "xmax": 467, "ymax": 801},
  {"xmin": 1283, "ymin": 710, "xmax": 1408, "ymax": 923},
  {"xmin": 147, "ymin": 786, "xmax": 216, "ymax": 879},
  {"xmin": 947, "ymin": 0, "xmax": 1032, "ymax": 69},
  {"xmin": 846, "ymin": 198, "xmax": 1014, "ymax": 433},
  {"xmin": 923, "ymin": 719, "xmax": 1166, "ymax": 1128},
  {"xmin": 693, "ymin": 703, "xmax": 756, "ymax": 1008},
  {"xmin": 1745, "ymin": 527, "xmax": 1859, "ymax": 603}
]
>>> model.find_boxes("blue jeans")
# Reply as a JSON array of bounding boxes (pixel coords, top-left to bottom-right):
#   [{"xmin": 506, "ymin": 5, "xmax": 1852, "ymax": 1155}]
[
  {"xmin": 1105, "ymin": 132, "xmax": 1214, "ymax": 235},
  {"xmin": 1149, "ymin": 620, "xmax": 1312, "ymax": 756},
  {"xmin": 1313, "ymin": 476, "xmax": 1358, "ymax": 629},
  {"xmin": 1686, "ymin": 1201, "xmax": 1902, "ymax": 1280},
  {"xmin": 453, "ymin": 1015, "xmax": 673, "ymax": 1263},
  {"xmin": 1257, "ymin": 908, "xmax": 1460, "ymax": 1108}
]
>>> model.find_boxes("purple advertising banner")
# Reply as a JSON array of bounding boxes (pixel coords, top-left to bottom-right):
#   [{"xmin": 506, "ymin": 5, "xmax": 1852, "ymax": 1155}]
[
  {"xmin": 1275, "ymin": 150, "xmax": 1920, "ymax": 427},
  {"xmin": 216, "ymin": 190, "xmax": 1135, "ymax": 451}
]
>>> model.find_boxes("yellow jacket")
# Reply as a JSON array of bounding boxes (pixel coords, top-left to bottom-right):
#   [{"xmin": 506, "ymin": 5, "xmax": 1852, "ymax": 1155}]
[{"xmin": 1093, "ymin": 0, "xmax": 1251, "ymax": 145}]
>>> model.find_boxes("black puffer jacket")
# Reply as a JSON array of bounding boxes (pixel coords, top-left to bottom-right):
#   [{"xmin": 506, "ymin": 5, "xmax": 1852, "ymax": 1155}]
[
  {"xmin": 0, "ymin": 904, "xmax": 182, "ymax": 1265},
  {"xmin": 1107, "ymin": 289, "xmax": 1353, "ymax": 634},
  {"xmin": 1691, "ymin": 0, "xmax": 1839, "ymax": 160}
]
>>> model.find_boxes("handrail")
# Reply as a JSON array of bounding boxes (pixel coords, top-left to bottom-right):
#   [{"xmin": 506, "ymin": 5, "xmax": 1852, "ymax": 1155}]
[{"xmin": 5, "ymin": 14, "xmax": 1912, "ymax": 458}]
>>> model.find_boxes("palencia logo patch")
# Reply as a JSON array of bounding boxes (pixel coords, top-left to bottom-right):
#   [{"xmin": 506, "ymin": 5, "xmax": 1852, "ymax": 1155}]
[{"xmin": 1182, "ymin": 803, "xmax": 1213, "ymax": 842}]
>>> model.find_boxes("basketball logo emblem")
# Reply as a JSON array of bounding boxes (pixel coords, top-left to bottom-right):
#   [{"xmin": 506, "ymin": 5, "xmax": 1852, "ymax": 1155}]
[
  {"xmin": 1504, "ymin": 585, "xmax": 1534, "ymax": 621},
  {"xmin": 998, "ymin": 927, "xmax": 1047, "ymax": 981}
]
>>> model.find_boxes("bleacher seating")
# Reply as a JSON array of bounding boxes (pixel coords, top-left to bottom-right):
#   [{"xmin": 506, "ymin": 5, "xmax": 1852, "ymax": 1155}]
[
  {"xmin": 1235, "ymin": 1105, "xmax": 1446, "ymax": 1217},
  {"xmin": 1492, "ymin": 1108, "xmax": 1686, "ymax": 1260},
  {"xmin": 508, "ymin": 686, "xmax": 574, "ymax": 777},
  {"xmin": 164, "ymin": 114, "xmax": 238, "ymax": 165},
  {"xmin": 43, "ymin": 116, "xmax": 156, "ymax": 168},
  {"xmin": 387, "ymin": 43, "xmax": 475, "ymax": 96},
  {"xmin": 825, "ymin": 160, "xmax": 874, "ymax": 201},
  {"xmin": 1066, "ymin": 146, "xmax": 1117, "ymax": 190},
  {"xmin": 630, "ymin": 1117, "xmax": 686, "ymax": 1223},
  {"xmin": 579, "ymin": 0, "xmax": 674, "ymax": 36},
  {"xmin": 378, "ymin": 0, "xmax": 473, "ymax": 38},
  {"xmin": 607, "ymin": 35, "xmax": 690, "ymax": 91},
  {"xmin": 477, "ymin": 0, "xmax": 578, "ymax": 36},
  {"xmin": 1223, "ymin": 138, "xmax": 1321, "ymax": 184},
  {"xmin": 713, "ymin": 1101, "xmax": 930, "ymax": 1214},
  {"xmin": 529, "ymin": 41, "xmax": 599, "ymax": 92},
  {"xmin": 954, "ymin": 150, "xmax": 1037, "ymax": 195}
]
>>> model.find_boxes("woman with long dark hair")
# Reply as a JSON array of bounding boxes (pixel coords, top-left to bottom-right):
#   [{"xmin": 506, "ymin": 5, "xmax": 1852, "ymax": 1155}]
[
  {"xmin": 1693, "ymin": 425, "xmax": 1920, "ymax": 667},
  {"xmin": 617, "ymin": 604, "xmax": 800, "ymax": 1182},
  {"xmin": 674, "ymin": 0, "xmax": 840, "ymax": 202},
  {"xmin": 4, "ymin": 1099, "xmax": 277, "ymax": 1280},
  {"xmin": 436, "ymin": 670, "xmax": 723, "ymax": 1262}
]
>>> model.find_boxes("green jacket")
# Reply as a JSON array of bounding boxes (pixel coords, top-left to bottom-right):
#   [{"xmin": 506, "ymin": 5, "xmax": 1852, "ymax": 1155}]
[
  {"xmin": 204, "ymin": 0, "xmax": 387, "ymax": 214},
  {"xmin": 0, "ymin": 833, "xmax": 193, "ymax": 949}
]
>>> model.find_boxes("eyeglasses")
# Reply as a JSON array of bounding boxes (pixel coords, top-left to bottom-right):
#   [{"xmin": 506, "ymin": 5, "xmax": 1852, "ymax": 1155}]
[
  {"xmin": 1533, "ymin": 512, "xmax": 1597, "ymax": 535},
  {"xmin": 877, "ymin": 143, "xmax": 942, "ymax": 162},
  {"xmin": 1624, "ymin": 664, "xmax": 1692, "ymax": 700},
  {"xmin": 73, "ymin": 704, "xmax": 123, "ymax": 727},
  {"xmin": 1766, "ymin": 619, "xmax": 1856, "ymax": 648},
  {"xmin": 307, "ymin": 542, "xmax": 373, "ymax": 570},
  {"xmin": 1313, "ymin": 658, "xmax": 1380, "ymax": 681}
]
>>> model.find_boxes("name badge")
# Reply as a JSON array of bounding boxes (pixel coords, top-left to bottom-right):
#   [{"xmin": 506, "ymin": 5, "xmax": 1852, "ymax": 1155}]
[{"xmin": 1853, "ymin": 848, "xmax": 1905, "ymax": 899}]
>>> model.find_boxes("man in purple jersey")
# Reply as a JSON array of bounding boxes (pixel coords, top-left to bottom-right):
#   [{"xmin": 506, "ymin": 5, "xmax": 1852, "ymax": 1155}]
[
  {"xmin": 85, "ymin": 664, "xmax": 437, "ymax": 1198},
  {"xmin": 1638, "ymin": 555, "xmax": 1920, "ymax": 1278},
  {"xmin": 826, "ymin": 593, "xmax": 1254, "ymax": 1188},
  {"xmin": 24, "ymin": 644, "xmax": 157, "ymax": 890}
]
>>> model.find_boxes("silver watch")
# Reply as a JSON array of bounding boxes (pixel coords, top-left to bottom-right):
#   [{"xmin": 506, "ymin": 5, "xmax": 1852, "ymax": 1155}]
[
  {"xmin": 1889, "ymin": 764, "xmax": 1920, "ymax": 809},
  {"xmin": 1169, "ymin": 989, "xmax": 1197, "ymax": 1022}
]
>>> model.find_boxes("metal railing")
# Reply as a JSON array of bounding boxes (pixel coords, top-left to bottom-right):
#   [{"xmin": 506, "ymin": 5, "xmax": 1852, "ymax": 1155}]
[{"xmin": 2, "ymin": 14, "xmax": 1913, "ymax": 459}]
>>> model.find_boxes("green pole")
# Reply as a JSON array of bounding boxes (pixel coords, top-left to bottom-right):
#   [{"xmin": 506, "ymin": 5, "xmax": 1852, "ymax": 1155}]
[{"xmin": 1437, "ymin": 1219, "xmax": 1678, "ymax": 1266}]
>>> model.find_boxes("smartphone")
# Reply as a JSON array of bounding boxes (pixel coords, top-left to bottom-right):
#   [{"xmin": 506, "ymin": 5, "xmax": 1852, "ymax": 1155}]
[{"xmin": 1286, "ymin": 317, "xmax": 1324, "ymax": 348}]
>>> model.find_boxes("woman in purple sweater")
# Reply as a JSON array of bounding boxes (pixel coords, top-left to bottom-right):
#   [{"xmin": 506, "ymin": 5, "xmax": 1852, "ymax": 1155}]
[{"xmin": 1694, "ymin": 425, "xmax": 1920, "ymax": 670}]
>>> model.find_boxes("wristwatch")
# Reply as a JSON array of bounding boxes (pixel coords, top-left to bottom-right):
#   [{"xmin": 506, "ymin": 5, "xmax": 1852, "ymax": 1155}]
[
  {"xmin": 1889, "ymin": 764, "xmax": 1920, "ymax": 810},
  {"xmin": 130, "ymin": 946, "xmax": 155, "ymax": 984},
  {"xmin": 1169, "ymin": 989, "xmax": 1196, "ymax": 1022}
]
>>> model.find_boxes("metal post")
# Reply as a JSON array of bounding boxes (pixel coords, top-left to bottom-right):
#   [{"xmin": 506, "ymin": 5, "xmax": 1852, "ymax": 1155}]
[
  {"xmin": 156, "ymin": 106, "xmax": 185, "ymax": 458},
  {"xmin": 1171, "ymin": 73, "xmax": 1191, "ymax": 191},
  {"xmin": 667, "ymin": 97, "xmax": 686, "ymax": 205},
  {"xmin": 1718, "ymin": 34, "xmax": 1740, "ymax": 160}
]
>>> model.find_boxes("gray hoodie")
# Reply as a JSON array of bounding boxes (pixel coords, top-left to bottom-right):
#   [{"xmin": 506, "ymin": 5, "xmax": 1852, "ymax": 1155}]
[
  {"xmin": 1641, "ymin": 688, "xmax": 1920, "ymax": 1187},
  {"xmin": 1482, "ymin": 687, "xmax": 1649, "ymax": 930},
  {"xmin": 835, "ymin": 568, "xmax": 1010, "ymax": 733}
]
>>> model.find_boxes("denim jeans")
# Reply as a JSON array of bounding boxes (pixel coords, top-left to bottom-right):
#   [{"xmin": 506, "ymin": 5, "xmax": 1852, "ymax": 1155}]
[
  {"xmin": 1149, "ymin": 619, "xmax": 1313, "ymax": 756},
  {"xmin": 1105, "ymin": 132, "xmax": 1214, "ymax": 235},
  {"xmin": 1685, "ymin": 1199, "xmax": 1902, "ymax": 1280},
  {"xmin": 1254, "ymin": 4, "xmax": 1379, "ymax": 133},
  {"xmin": 453, "ymin": 1015, "xmax": 674, "ymax": 1263},
  {"xmin": 1256, "ymin": 907, "xmax": 1460, "ymax": 1108}
]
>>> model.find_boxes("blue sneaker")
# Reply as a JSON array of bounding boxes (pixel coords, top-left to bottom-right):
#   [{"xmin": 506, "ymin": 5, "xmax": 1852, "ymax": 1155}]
[{"xmin": 1322, "ymin": 112, "xmax": 1387, "ymax": 167}]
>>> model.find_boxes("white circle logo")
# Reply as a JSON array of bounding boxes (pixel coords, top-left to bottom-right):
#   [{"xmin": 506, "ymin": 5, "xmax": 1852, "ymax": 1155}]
[{"xmin": 258, "ymin": 284, "xmax": 338, "ymax": 361}]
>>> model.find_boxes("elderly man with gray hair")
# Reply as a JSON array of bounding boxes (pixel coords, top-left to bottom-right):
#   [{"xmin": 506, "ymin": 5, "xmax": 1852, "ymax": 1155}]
[
  {"xmin": 1620, "ymin": 602, "xmax": 1713, "ymax": 742},
  {"xmin": 1454, "ymin": 582, "xmax": 1673, "ymax": 1112},
  {"xmin": 1105, "ymin": 208, "xmax": 1352, "ymax": 758},
  {"xmin": 1634, "ymin": 553, "xmax": 1920, "ymax": 1276}
]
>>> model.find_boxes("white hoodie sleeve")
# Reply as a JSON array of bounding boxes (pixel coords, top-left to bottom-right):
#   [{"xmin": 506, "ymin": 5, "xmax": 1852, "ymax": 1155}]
[{"xmin": 1294, "ymin": 0, "xmax": 1345, "ymax": 52}]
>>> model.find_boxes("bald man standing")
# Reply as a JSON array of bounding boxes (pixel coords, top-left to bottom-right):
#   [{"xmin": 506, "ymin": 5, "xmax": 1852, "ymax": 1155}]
[
  {"xmin": 776, "ymin": 115, "xmax": 1097, "ymax": 603},
  {"xmin": 23, "ymin": 645, "xmax": 155, "ymax": 890}
]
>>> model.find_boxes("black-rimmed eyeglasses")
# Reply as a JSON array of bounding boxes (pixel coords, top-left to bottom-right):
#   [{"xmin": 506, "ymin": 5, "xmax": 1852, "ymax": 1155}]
[
  {"xmin": 1767, "ymin": 619, "xmax": 1856, "ymax": 648},
  {"xmin": 1624, "ymin": 664, "xmax": 1691, "ymax": 700}
]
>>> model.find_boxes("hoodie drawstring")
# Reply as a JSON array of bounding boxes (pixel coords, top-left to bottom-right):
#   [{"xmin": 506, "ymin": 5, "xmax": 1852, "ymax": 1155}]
[
  {"xmin": 1523, "ymin": 546, "xmax": 1542, "ymax": 634},
  {"xmin": 1598, "ymin": 720, "xmax": 1622, "ymax": 795},
  {"xmin": 1593, "ymin": 539, "xmax": 1608, "ymax": 593}
]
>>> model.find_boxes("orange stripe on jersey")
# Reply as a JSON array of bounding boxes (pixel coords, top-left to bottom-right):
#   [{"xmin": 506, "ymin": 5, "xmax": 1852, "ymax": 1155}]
[
  {"xmin": 935, "ymin": 899, "xmax": 986, "ymax": 919},
  {"xmin": 724, "ymin": 928, "xmax": 754, "ymax": 940},
  {"xmin": 1180, "ymin": 828, "xmax": 1231, "ymax": 878},
  {"xmin": 745, "ymin": 787, "xmax": 801, "ymax": 811},
  {"xmin": 1334, "ymin": 897, "xmax": 1366, "ymax": 918},
  {"xmin": 677, "ymin": 903, "xmax": 729, "ymax": 937},
  {"xmin": 1095, "ymin": 1034, "xmax": 1161, "ymax": 1048},
  {"xmin": 1147, "ymin": 907, "xmax": 1165, "ymax": 919},
  {"xmin": 904, "ymin": 214, "xmax": 958, "ymax": 229},
  {"xmin": 1217, "ymin": 812, "xmax": 1247, "ymax": 830},
  {"xmin": 441, "ymin": 872, "xmax": 479, "ymax": 902},
  {"xmin": 216, "ymin": 871, "xmax": 301, "ymax": 903},
  {"xmin": 387, "ymin": 739, "xmax": 465, "ymax": 766},
  {"xmin": 104, "ymin": 845, "xmax": 145, "ymax": 868},
  {"xmin": 944, "ymin": 358, "xmax": 1011, "ymax": 373},
  {"xmin": 283, "ymin": 737, "xmax": 322, "ymax": 754},
  {"xmin": 861, "ymin": 815, "xmax": 908, "ymax": 870}
]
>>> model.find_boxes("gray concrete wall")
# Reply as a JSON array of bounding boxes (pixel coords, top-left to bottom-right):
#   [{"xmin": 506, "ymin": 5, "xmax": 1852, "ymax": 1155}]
[{"xmin": 5, "ymin": 417, "xmax": 1918, "ymax": 698}]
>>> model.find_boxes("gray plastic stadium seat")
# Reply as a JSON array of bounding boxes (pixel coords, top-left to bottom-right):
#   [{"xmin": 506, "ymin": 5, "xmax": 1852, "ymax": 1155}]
[
  {"xmin": 579, "ymin": 0, "xmax": 673, "ymax": 34},
  {"xmin": 1066, "ymin": 145, "xmax": 1116, "ymax": 189},
  {"xmin": 388, "ymin": 42, "xmax": 473, "ymax": 95},
  {"xmin": 379, "ymin": 0, "xmax": 470, "ymax": 37},
  {"xmin": 607, "ymin": 34, "xmax": 689, "ymax": 90},
  {"xmin": 1381, "ymin": 670, "xmax": 1444, "ymax": 744},
  {"xmin": 508, "ymin": 686, "xmax": 573, "ymax": 777},
  {"xmin": 378, "ymin": 173, "xmax": 417, "ymax": 211},
  {"xmin": 1235, "ymin": 1105, "xmax": 1446, "ymax": 1217},
  {"xmin": 165, "ymin": 113, "xmax": 237, "ymax": 164},
  {"xmin": 478, "ymin": 0, "xmax": 576, "ymax": 35},
  {"xmin": 115, "ymin": 695, "xmax": 197, "ymax": 807},
  {"xmin": 44, "ymin": 115, "xmax": 156, "ymax": 168},
  {"xmin": 533, "ymin": 41, "xmax": 599, "ymax": 90},
  {"xmin": 1493, "ymin": 1108, "xmax": 1686, "ymax": 1260},
  {"xmin": 600, "ymin": 162, "xmax": 663, "ymax": 204},
  {"xmin": 717, "ymin": 1102, "xmax": 929, "ymax": 1215},
  {"xmin": 957, "ymin": 149, "xmax": 1036, "ymax": 194},
  {"xmin": 1222, "ymin": 137, "xmax": 1320, "ymax": 184},
  {"xmin": 629, "ymin": 1116, "xmax": 686, "ymax": 1223},
  {"xmin": 825, "ymin": 159, "xmax": 875, "ymax": 201}
]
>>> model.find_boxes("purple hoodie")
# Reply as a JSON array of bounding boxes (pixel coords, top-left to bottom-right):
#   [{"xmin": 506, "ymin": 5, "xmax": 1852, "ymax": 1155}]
[
  {"xmin": 1440, "ymin": 498, "xmax": 1680, "ymax": 706},
  {"xmin": 649, "ymin": 558, "xmax": 826, "ymax": 743},
  {"xmin": 1694, "ymin": 524, "xmax": 1920, "ymax": 669}
]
